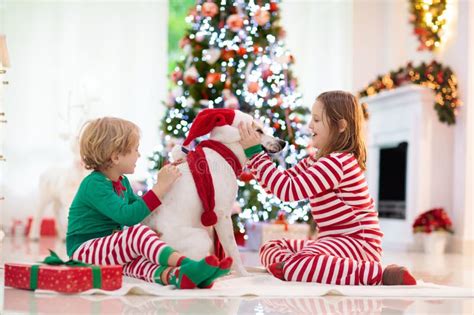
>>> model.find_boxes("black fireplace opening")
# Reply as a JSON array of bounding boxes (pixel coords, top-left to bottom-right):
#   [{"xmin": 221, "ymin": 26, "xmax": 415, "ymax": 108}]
[{"xmin": 377, "ymin": 142, "xmax": 408, "ymax": 219}]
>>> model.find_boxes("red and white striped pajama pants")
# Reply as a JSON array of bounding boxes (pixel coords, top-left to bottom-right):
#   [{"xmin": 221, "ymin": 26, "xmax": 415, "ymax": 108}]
[
  {"xmin": 71, "ymin": 224, "xmax": 168, "ymax": 282},
  {"xmin": 259, "ymin": 232, "xmax": 383, "ymax": 285},
  {"xmin": 260, "ymin": 297, "xmax": 385, "ymax": 314}
]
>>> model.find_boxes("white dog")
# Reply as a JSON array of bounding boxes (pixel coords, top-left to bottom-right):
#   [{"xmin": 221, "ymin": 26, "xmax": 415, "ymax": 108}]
[{"xmin": 142, "ymin": 109, "xmax": 286, "ymax": 276}]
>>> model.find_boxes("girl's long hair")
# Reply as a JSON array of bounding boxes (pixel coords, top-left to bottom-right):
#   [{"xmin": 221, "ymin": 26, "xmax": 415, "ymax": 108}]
[{"xmin": 316, "ymin": 91, "xmax": 368, "ymax": 170}]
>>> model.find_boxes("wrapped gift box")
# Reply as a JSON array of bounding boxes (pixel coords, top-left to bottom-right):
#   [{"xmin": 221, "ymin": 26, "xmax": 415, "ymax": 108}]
[
  {"xmin": 4, "ymin": 262, "xmax": 122, "ymax": 293},
  {"xmin": 245, "ymin": 222, "xmax": 311, "ymax": 251}
]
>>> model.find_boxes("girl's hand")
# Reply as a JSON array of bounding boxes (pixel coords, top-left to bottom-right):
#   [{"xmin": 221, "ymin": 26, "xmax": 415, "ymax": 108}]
[
  {"xmin": 171, "ymin": 158, "xmax": 186, "ymax": 166},
  {"xmin": 153, "ymin": 164, "xmax": 181, "ymax": 200},
  {"xmin": 238, "ymin": 122, "xmax": 261, "ymax": 149}
]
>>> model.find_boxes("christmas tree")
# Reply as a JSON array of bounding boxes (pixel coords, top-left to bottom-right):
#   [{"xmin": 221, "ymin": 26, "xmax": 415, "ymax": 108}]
[{"xmin": 150, "ymin": 0, "xmax": 312, "ymax": 234}]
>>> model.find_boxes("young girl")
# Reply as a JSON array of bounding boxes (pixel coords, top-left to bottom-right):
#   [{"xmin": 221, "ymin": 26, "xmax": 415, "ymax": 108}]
[
  {"xmin": 66, "ymin": 117, "xmax": 232, "ymax": 289},
  {"xmin": 239, "ymin": 91, "xmax": 416, "ymax": 286}
]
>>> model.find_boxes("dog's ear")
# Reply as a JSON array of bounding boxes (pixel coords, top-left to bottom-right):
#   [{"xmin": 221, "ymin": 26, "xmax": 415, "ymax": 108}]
[{"xmin": 210, "ymin": 125, "xmax": 241, "ymax": 143}]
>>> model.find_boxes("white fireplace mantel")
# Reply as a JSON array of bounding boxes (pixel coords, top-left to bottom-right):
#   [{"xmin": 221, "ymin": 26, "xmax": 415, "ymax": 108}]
[{"xmin": 361, "ymin": 85, "xmax": 454, "ymax": 251}]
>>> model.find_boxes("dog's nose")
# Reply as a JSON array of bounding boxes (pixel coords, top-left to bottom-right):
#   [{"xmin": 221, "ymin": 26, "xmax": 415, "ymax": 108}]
[{"xmin": 278, "ymin": 140, "xmax": 287, "ymax": 149}]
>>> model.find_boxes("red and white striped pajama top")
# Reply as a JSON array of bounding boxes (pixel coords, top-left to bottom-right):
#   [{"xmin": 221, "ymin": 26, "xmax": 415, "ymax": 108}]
[{"xmin": 248, "ymin": 151, "xmax": 384, "ymax": 285}]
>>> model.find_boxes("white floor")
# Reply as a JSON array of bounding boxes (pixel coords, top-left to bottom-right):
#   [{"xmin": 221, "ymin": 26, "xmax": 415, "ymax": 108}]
[{"xmin": 1, "ymin": 236, "xmax": 473, "ymax": 314}]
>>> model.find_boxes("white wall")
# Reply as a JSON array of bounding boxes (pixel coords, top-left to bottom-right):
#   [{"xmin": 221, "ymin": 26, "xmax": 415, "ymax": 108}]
[
  {"xmin": 1, "ymin": 0, "xmax": 168, "ymax": 230},
  {"xmin": 280, "ymin": 0, "xmax": 353, "ymax": 106},
  {"xmin": 0, "ymin": 0, "xmax": 471, "ymax": 252},
  {"xmin": 353, "ymin": 0, "xmax": 473, "ymax": 253}
]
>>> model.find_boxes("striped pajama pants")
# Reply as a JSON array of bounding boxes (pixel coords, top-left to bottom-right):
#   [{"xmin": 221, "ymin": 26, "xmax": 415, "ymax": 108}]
[
  {"xmin": 261, "ymin": 297, "xmax": 386, "ymax": 314},
  {"xmin": 259, "ymin": 232, "xmax": 383, "ymax": 285},
  {"xmin": 71, "ymin": 224, "xmax": 167, "ymax": 283}
]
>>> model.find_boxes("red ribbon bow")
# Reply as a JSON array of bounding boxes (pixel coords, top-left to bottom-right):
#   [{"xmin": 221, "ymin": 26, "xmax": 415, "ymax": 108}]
[{"xmin": 112, "ymin": 176, "xmax": 126, "ymax": 196}]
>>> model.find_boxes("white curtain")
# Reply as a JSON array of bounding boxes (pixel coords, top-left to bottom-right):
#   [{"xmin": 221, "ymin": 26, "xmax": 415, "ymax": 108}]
[{"xmin": 2, "ymin": 0, "xmax": 168, "ymax": 226}]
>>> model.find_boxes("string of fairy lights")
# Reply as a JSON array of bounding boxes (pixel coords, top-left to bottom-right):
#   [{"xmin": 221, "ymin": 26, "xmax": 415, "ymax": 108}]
[
  {"xmin": 152, "ymin": 0, "xmax": 312, "ymax": 231},
  {"xmin": 409, "ymin": 0, "xmax": 453, "ymax": 51}
]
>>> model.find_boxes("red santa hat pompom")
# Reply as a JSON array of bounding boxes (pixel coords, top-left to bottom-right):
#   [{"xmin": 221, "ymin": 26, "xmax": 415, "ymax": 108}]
[{"xmin": 201, "ymin": 209, "xmax": 218, "ymax": 227}]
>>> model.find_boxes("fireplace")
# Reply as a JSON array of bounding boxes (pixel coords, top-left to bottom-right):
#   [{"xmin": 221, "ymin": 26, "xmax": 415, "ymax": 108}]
[
  {"xmin": 378, "ymin": 142, "xmax": 408, "ymax": 219},
  {"xmin": 362, "ymin": 85, "xmax": 454, "ymax": 250}
]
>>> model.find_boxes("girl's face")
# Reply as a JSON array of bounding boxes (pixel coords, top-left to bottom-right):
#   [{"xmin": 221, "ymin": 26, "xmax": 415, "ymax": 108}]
[
  {"xmin": 117, "ymin": 142, "xmax": 141, "ymax": 174},
  {"xmin": 308, "ymin": 100, "xmax": 331, "ymax": 150}
]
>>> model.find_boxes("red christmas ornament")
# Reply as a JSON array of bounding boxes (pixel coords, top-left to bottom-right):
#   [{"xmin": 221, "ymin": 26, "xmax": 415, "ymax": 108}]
[
  {"xmin": 262, "ymin": 69, "xmax": 273, "ymax": 80},
  {"xmin": 269, "ymin": 2, "xmax": 278, "ymax": 12},
  {"xmin": 237, "ymin": 46, "xmax": 247, "ymax": 56},
  {"xmin": 239, "ymin": 171, "xmax": 254, "ymax": 182},
  {"xmin": 273, "ymin": 122, "xmax": 281, "ymax": 129},
  {"xmin": 222, "ymin": 49, "xmax": 235, "ymax": 60},
  {"xmin": 184, "ymin": 66, "xmax": 199, "ymax": 85},
  {"xmin": 184, "ymin": 75, "xmax": 197, "ymax": 85},
  {"xmin": 227, "ymin": 14, "xmax": 244, "ymax": 32},
  {"xmin": 205, "ymin": 72, "xmax": 221, "ymax": 86},
  {"xmin": 254, "ymin": 8, "xmax": 270, "ymax": 26},
  {"xmin": 248, "ymin": 81, "xmax": 259, "ymax": 93},
  {"xmin": 202, "ymin": 2, "xmax": 219, "ymax": 17},
  {"xmin": 171, "ymin": 69, "xmax": 182, "ymax": 82}
]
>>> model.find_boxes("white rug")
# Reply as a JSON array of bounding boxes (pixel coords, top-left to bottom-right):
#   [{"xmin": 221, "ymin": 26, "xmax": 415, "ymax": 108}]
[{"xmin": 35, "ymin": 270, "xmax": 474, "ymax": 298}]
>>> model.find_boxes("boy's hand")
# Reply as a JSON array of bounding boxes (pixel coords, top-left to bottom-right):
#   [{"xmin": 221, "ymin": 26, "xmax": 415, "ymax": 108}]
[
  {"xmin": 238, "ymin": 122, "xmax": 261, "ymax": 149},
  {"xmin": 153, "ymin": 164, "xmax": 181, "ymax": 200}
]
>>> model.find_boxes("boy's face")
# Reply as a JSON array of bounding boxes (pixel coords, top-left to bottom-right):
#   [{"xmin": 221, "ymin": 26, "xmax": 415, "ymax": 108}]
[
  {"xmin": 308, "ymin": 100, "xmax": 331, "ymax": 150},
  {"xmin": 117, "ymin": 142, "xmax": 140, "ymax": 174}
]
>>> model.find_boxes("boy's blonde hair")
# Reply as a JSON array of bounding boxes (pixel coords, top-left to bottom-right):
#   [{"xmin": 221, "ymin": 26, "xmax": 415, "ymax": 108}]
[
  {"xmin": 79, "ymin": 117, "xmax": 140, "ymax": 170},
  {"xmin": 316, "ymin": 91, "xmax": 368, "ymax": 170}
]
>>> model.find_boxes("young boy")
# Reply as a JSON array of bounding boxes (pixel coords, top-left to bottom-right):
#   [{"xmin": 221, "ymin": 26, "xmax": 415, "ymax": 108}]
[{"xmin": 66, "ymin": 117, "xmax": 232, "ymax": 289}]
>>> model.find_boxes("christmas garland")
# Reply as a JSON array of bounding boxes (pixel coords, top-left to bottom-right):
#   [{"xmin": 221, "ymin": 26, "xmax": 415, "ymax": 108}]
[
  {"xmin": 358, "ymin": 60, "xmax": 461, "ymax": 125},
  {"xmin": 409, "ymin": 0, "xmax": 449, "ymax": 51}
]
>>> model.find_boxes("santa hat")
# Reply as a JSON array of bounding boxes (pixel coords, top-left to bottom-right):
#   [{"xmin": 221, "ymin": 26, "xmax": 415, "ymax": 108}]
[
  {"xmin": 183, "ymin": 108, "xmax": 236, "ymax": 146},
  {"xmin": 171, "ymin": 108, "xmax": 245, "ymax": 161}
]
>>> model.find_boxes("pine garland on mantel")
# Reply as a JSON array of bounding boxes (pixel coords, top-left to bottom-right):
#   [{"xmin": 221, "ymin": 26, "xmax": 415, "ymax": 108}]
[{"xmin": 358, "ymin": 60, "xmax": 461, "ymax": 125}]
